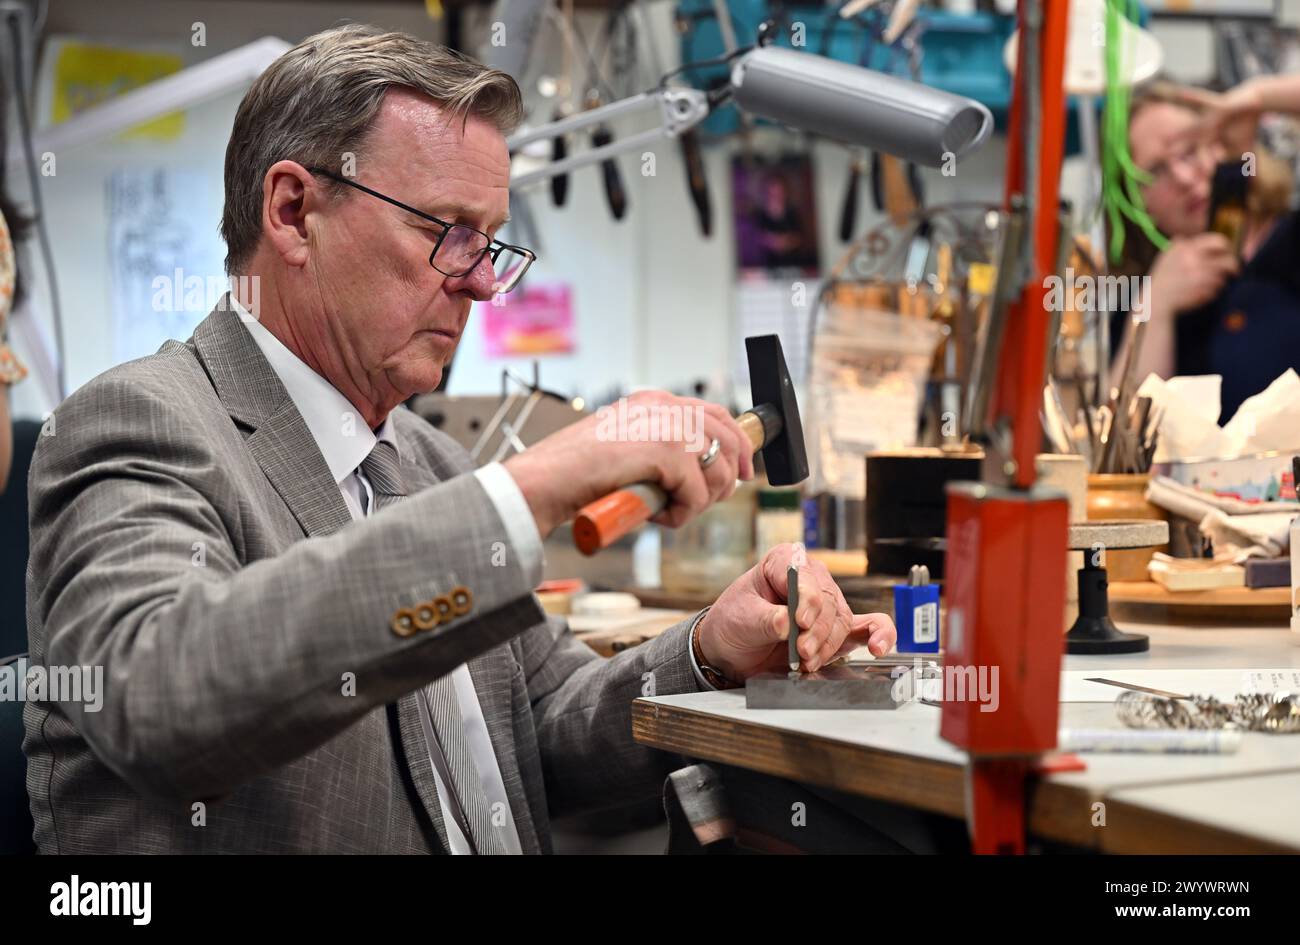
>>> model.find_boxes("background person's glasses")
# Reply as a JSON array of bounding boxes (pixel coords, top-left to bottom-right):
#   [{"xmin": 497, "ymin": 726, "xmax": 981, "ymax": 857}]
[
  {"xmin": 308, "ymin": 168, "xmax": 536, "ymax": 295},
  {"xmin": 1139, "ymin": 141, "xmax": 1215, "ymax": 189}
]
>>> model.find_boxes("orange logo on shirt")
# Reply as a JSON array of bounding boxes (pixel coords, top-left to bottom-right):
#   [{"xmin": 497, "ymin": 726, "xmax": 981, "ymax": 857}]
[{"xmin": 1223, "ymin": 310, "xmax": 1247, "ymax": 333}]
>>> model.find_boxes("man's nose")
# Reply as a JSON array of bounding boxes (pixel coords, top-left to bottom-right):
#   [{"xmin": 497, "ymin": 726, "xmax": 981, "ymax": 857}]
[{"xmin": 444, "ymin": 253, "xmax": 498, "ymax": 302}]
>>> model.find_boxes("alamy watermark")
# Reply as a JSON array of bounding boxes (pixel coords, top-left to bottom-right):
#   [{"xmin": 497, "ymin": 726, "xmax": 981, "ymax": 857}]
[
  {"xmin": 595, "ymin": 397, "xmax": 708, "ymax": 453},
  {"xmin": 890, "ymin": 657, "xmax": 1000, "ymax": 712},
  {"xmin": 50, "ymin": 875, "xmax": 150, "ymax": 925},
  {"xmin": 0, "ymin": 659, "xmax": 103, "ymax": 712},
  {"xmin": 152, "ymin": 270, "xmax": 261, "ymax": 318},
  {"xmin": 1043, "ymin": 267, "xmax": 1150, "ymax": 314}
]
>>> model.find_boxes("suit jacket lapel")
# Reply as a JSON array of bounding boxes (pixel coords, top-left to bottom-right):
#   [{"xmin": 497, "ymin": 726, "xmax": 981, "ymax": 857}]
[
  {"xmin": 464, "ymin": 655, "xmax": 541, "ymax": 853},
  {"xmin": 191, "ymin": 299, "xmax": 352, "ymax": 539},
  {"xmin": 247, "ymin": 399, "xmax": 354, "ymax": 538},
  {"xmin": 393, "ymin": 693, "xmax": 454, "ymax": 852}
]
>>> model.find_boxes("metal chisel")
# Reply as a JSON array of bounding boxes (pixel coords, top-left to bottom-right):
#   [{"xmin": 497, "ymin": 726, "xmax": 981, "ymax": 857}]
[{"xmin": 788, "ymin": 564, "xmax": 800, "ymax": 674}]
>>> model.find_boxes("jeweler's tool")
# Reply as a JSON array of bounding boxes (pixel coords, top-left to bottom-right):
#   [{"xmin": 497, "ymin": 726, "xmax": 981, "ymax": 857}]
[{"xmin": 787, "ymin": 563, "xmax": 800, "ymax": 673}]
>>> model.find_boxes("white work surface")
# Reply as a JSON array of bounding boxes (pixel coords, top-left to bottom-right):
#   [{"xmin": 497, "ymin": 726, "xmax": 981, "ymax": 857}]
[{"xmin": 633, "ymin": 621, "xmax": 1300, "ymax": 852}]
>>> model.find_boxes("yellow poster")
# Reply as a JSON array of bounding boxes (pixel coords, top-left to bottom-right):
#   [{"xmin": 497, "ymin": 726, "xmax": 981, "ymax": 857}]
[{"xmin": 51, "ymin": 42, "xmax": 184, "ymax": 141}]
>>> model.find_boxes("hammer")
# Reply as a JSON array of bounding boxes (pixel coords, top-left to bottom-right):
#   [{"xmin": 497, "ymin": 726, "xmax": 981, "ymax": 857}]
[{"xmin": 572, "ymin": 334, "xmax": 808, "ymax": 555}]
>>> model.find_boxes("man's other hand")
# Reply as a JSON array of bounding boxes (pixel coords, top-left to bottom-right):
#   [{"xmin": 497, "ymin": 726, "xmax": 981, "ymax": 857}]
[{"xmin": 696, "ymin": 543, "xmax": 897, "ymax": 683}]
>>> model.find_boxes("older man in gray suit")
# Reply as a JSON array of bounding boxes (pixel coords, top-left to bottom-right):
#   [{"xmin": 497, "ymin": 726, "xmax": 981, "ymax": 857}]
[{"xmin": 23, "ymin": 25, "xmax": 895, "ymax": 854}]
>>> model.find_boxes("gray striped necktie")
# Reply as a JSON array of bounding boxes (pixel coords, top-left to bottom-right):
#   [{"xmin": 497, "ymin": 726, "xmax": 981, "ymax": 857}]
[{"xmin": 360, "ymin": 440, "xmax": 503, "ymax": 855}]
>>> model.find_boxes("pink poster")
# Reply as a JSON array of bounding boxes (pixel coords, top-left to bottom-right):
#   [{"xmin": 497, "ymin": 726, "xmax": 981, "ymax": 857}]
[{"xmin": 481, "ymin": 282, "xmax": 575, "ymax": 357}]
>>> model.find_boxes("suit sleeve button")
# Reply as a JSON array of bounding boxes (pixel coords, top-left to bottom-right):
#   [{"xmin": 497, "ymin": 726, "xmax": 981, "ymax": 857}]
[
  {"xmin": 413, "ymin": 603, "xmax": 439, "ymax": 632},
  {"xmin": 391, "ymin": 608, "xmax": 417, "ymax": 638}
]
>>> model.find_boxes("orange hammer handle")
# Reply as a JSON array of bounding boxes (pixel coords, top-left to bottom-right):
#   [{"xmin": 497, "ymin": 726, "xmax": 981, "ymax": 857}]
[
  {"xmin": 571, "ymin": 412, "xmax": 769, "ymax": 556},
  {"xmin": 573, "ymin": 483, "xmax": 666, "ymax": 556}
]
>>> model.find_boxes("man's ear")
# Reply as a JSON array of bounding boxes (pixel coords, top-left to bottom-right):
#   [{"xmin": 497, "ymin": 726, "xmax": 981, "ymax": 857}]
[{"xmin": 261, "ymin": 161, "xmax": 317, "ymax": 268}]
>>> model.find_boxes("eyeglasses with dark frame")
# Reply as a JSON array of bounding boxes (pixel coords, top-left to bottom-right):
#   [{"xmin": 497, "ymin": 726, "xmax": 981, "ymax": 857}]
[{"xmin": 308, "ymin": 167, "xmax": 537, "ymax": 295}]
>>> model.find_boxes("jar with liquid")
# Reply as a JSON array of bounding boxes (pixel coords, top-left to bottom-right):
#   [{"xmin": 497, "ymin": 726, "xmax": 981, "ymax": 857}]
[{"xmin": 660, "ymin": 480, "xmax": 758, "ymax": 596}]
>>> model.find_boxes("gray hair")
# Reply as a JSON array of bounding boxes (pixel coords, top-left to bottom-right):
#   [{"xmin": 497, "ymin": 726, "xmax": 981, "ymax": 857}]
[{"xmin": 220, "ymin": 23, "xmax": 523, "ymax": 274}]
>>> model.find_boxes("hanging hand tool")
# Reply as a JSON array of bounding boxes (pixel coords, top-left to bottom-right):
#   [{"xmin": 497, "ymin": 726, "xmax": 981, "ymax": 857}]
[
  {"xmin": 550, "ymin": 102, "xmax": 571, "ymax": 207},
  {"xmin": 572, "ymin": 9, "xmax": 630, "ymax": 221},
  {"xmin": 636, "ymin": 0, "xmax": 709, "ymax": 234},
  {"xmin": 679, "ymin": 128, "xmax": 712, "ymax": 236},
  {"xmin": 872, "ymin": 151, "xmax": 921, "ymax": 226},
  {"xmin": 867, "ymin": 12, "xmax": 927, "ymax": 223},
  {"xmin": 838, "ymin": 151, "xmax": 866, "ymax": 242},
  {"xmin": 547, "ymin": 0, "xmax": 578, "ymax": 208},
  {"xmin": 588, "ymin": 91, "xmax": 628, "ymax": 220}
]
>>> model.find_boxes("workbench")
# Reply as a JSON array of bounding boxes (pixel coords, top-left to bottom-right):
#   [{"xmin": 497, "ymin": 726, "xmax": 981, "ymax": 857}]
[{"xmin": 632, "ymin": 621, "xmax": 1300, "ymax": 853}]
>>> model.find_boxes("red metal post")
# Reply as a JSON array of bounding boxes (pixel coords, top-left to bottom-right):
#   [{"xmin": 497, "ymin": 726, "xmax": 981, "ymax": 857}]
[{"xmin": 940, "ymin": 0, "xmax": 1072, "ymax": 854}]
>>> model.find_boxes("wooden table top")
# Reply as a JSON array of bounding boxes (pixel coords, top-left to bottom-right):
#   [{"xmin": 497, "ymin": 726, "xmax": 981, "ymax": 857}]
[{"xmin": 633, "ymin": 621, "xmax": 1300, "ymax": 853}]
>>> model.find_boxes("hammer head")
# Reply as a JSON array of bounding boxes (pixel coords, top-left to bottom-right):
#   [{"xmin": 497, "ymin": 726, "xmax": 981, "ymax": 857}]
[{"xmin": 746, "ymin": 334, "xmax": 808, "ymax": 487}]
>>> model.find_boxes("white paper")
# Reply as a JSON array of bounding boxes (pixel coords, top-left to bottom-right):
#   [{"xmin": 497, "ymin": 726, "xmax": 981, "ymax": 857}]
[
  {"xmin": 1222, "ymin": 368, "xmax": 1300, "ymax": 456},
  {"xmin": 109, "ymin": 168, "xmax": 227, "ymax": 365},
  {"xmin": 1141, "ymin": 369, "xmax": 1300, "ymax": 462},
  {"xmin": 1138, "ymin": 373, "xmax": 1231, "ymax": 461},
  {"xmin": 1061, "ymin": 668, "xmax": 1300, "ymax": 703}
]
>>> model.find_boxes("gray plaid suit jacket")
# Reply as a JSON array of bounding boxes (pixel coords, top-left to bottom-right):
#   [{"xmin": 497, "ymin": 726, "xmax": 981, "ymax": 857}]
[{"xmin": 23, "ymin": 301, "xmax": 701, "ymax": 854}]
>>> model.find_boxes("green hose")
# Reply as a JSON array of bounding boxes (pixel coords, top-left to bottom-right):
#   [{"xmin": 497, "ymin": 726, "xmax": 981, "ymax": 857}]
[{"xmin": 1101, "ymin": 0, "xmax": 1168, "ymax": 263}]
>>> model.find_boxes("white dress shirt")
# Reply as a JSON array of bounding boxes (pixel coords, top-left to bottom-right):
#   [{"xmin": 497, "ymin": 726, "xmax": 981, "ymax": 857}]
[{"xmin": 235, "ymin": 299, "xmax": 543, "ymax": 854}]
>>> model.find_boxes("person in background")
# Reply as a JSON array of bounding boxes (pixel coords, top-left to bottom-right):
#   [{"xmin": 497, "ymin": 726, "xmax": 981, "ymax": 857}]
[
  {"xmin": 1109, "ymin": 74, "xmax": 1300, "ymax": 422},
  {"xmin": 0, "ymin": 207, "xmax": 28, "ymax": 493}
]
